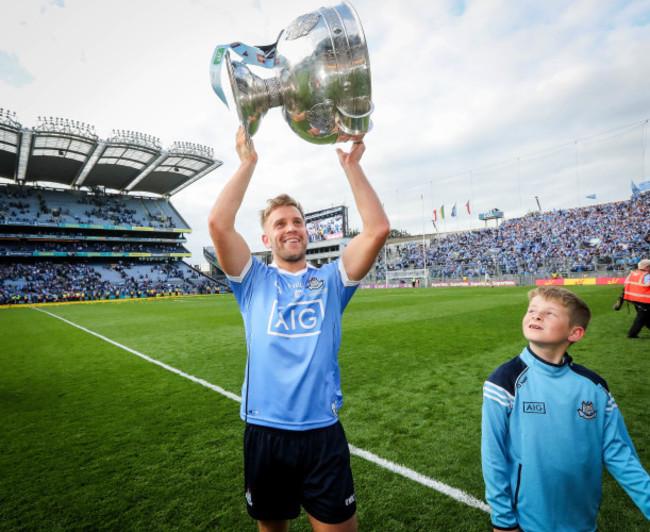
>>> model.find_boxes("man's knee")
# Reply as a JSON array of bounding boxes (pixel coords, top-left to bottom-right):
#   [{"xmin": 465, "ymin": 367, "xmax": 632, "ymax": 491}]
[
  {"xmin": 257, "ymin": 519, "xmax": 289, "ymax": 532},
  {"xmin": 307, "ymin": 511, "xmax": 358, "ymax": 532}
]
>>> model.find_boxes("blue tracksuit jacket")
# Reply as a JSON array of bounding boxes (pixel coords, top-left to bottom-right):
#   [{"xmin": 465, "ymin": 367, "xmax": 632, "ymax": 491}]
[{"xmin": 482, "ymin": 346, "xmax": 650, "ymax": 531}]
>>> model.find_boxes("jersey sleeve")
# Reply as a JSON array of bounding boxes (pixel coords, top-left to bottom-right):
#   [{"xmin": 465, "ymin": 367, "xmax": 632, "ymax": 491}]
[
  {"xmin": 602, "ymin": 392, "xmax": 650, "ymax": 519},
  {"xmin": 227, "ymin": 255, "xmax": 257, "ymax": 312},
  {"xmin": 335, "ymin": 258, "xmax": 359, "ymax": 312},
  {"xmin": 481, "ymin": 379, "xmax": 518, "ymax": 529}
]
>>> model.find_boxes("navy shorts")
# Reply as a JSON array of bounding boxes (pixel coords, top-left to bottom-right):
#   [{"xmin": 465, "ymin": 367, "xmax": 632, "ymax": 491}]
[{"xmin": 243, "ymin": 421, "xmax": 357, "ymax": 523}]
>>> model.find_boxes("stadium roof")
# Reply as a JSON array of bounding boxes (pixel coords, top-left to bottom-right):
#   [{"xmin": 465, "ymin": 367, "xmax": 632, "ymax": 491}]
[{"xmin": 0, "ymin": 108, "xmax": 222, "ymax": 197}]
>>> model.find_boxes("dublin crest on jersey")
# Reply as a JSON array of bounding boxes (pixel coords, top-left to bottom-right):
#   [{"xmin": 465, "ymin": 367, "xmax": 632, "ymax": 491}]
[
  {"xmin": 577, "ymin": 401, "xmax": 597, "ymax": 419},
  {"xmin": 307, "ymin": 277, "xmax": 324, "ymax": 290}
]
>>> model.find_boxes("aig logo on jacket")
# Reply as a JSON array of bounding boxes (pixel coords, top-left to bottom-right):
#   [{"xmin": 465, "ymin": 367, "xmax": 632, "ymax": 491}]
[
  {"xmin": 267, "ymin": 299, "xmax": 325, "ymax": 337},
  {"xmin": 523, "ymin": 401, "xmax": 546, "ymax": 414}
]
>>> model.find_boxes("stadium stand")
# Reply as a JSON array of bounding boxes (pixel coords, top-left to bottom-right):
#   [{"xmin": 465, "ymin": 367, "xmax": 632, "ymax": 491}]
[
  {"xmin": 0, "ymin": 109, "xmax": 227, "ymax": 305},
  {"xmin": 202, "ymin": 193, "xmax": 649, "ymax": 288},
  {"xmin": 202, "ymin": 192, "xmax": 649, "ymax": 287},
  {"xmin": 371, "ymin": 194, "xmax": 650, "ymax": 284},
  {"xmin": 4, "ymin": 108, "xmax": 648, "ymax": 299}
]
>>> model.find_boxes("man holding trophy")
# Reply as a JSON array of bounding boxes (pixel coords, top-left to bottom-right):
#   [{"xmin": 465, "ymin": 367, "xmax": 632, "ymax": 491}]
[
  {"xmin": 208, "ymin": 126, "xmax": 388, "ymax": 531},
  {"xmin": 209, "ymin": 4, "xmax": 385, "ymax": 529}
]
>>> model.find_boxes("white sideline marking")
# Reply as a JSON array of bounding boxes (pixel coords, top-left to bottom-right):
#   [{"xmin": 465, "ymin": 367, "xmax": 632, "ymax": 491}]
[
  {"xmin": 30, "ymin": 307, "xmax": 241, "ymax": 403},
  {"xmin": 32, "ymin": 306, "xmax": 490, "ymax": 514},
  {"xmin": 349, "ymin": 445, "xmax": 490, "ymax": 512}
]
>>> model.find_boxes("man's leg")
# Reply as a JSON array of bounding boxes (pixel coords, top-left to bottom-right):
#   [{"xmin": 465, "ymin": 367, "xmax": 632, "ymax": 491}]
[
  {"xmin": 245, "ymin": 425, "xmax": 301, "ymax": 526},
  {"xmin": 628, "ymin": 305, "xmax": 647, "ymax": 337},
  {"xmin": 302, "ymin": 422, "xmax": 357, "ymax": 531},
  {"xmin": 258, "ymin": 520, "xmax": 289, "ymax": 532},
  {"xmin": 643, "ymin": 304, "xmax": 650, "ymax": 330},
  {"xmin": 307, "ymin": 512, "xmax": 357, "ymax": 532}
]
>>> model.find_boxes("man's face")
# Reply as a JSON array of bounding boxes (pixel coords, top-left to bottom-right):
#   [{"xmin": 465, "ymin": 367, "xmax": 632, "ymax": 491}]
[
  {"xmin": 522, "ymin": 296, "xmax": 580, "ymax": 349},
  {"xmin": 262, "ymin": 205, "xmax": 308, "ymax": 264}
]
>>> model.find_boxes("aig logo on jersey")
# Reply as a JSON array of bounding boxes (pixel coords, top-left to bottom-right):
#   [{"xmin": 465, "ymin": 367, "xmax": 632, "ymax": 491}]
[
  {"xmin": 523, "ymin": 401, "xmax": 546, "ymax": 414},
  {"xmin": 267, "ymin": 299, "xmax": 325, "ymax": 337}
]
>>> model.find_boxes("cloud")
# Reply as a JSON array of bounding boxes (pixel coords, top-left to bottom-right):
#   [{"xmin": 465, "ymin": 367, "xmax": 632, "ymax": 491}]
[{"xmin": 0, "ymin": 51, "xmax": 35, "ymax": 87}]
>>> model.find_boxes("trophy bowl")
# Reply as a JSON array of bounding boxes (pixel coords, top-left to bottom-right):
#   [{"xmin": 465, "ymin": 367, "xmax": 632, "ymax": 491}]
[{"xmin": 212, "ymin": 1, "xmax": 373, "ymax": 144}]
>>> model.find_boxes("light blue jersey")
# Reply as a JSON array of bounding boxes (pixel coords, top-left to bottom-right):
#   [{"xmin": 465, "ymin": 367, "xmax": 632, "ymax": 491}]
[
  {"xmin": 228, "ymin": 256, "xmax": 358, "ymax": 430},
  {"xmin": 482, "ymin": 347, "xmax": 650, "ymax": 531}
]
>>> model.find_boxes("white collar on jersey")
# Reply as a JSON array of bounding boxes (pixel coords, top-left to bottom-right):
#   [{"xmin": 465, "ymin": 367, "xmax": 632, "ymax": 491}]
[{"xmin": 269, "ymin": 262, "xmax": 309, "ymax": 276}]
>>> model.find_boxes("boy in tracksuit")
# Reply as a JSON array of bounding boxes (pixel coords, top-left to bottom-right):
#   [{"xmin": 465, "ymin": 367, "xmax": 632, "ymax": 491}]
[{"xmin": 481, "ymin": 286, "xmax": 649, "ymax": 531}]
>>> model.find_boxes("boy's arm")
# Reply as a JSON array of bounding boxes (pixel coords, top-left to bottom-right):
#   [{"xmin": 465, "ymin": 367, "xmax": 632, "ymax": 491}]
[
  {"xmin": 481, "ymin": 381, "xmax": 520, "ymax": 530},
  {"xmin": 601, "ymin": 393, "xmax": 650, "ymax": 519},
  {"xmin": 208, "ymin": 127, "xmax": 256, "ymax": 277},
  {"xmin": 336, "ymin": 141, "xmax": 390, "ymax": 282}
]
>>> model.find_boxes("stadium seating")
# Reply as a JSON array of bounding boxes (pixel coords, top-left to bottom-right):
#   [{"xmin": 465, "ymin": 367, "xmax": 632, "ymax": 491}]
[
  {"xmin": 3, "ymin": 183, "xmax": 649, "ymax": 302},
  {"xmin": 374, "ymin": 194, "xmax": 650, "ymax": 283},
  {"xmin": 0, "ymin": 183, "xmax": 225, "ymax": 304}
]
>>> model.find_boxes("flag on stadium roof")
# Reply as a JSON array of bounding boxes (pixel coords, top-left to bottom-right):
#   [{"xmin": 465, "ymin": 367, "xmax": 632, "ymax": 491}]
[
  {"xmin": 585, "ymin": 193, "xmax": 597, "ymax": 199},
  {"xmin": 440, "ymin": 205, "xmax": 445, "ymax": 219},
  {"xmin": 466, "ymin": 200, "xmax": 471, "ymax": 214},
  {"xmin": 451, "ymin": 203, "xmax": 457, "ymax": 217},
  {"xmin": 631, "ymin": 179, "xmax": 650, "ymax": 199}
]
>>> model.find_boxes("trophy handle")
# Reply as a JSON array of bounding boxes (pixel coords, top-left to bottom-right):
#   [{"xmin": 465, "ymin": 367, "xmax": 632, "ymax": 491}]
[
  {"xmin": 222, "ymin": 48, "xmax": 284, "ymax": 146},
  {"xmin": 225, "ymin": 52, "xmax": 262, "ymax": 146},
  {"xmin": 336, "ymin": 101, "xmax": 374, "ymax": 139}
]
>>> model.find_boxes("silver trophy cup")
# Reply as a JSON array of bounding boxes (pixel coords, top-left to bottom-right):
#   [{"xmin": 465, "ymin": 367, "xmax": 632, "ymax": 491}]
[{"xmin": 212, "ymin": 1, "xmax": 373, "ymax": 144}]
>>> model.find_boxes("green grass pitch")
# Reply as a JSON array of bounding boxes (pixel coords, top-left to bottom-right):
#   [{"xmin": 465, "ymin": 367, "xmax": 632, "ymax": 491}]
[{"xmin": 1, "ymin": 285, "xmax": 648, "ymax": 531}]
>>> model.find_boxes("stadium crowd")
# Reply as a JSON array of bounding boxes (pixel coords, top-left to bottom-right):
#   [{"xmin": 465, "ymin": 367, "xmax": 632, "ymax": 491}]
[
  {"xmin": 1, "ymin": 183, "xmax": 223, "ymax": 305},
  {"xmin": 376, "ymin": 195, "xmax": 650, "ymax": 281},
  {"xmin": 0, "ymin": 241, "xmax": 187, "ymax": 255},
  {"xmin": 3, "ymin": 193, "xmax": 648, "ymax": 303},
  {"xmin": 0, "ymin": 184, "xmax": 182, "ymax": 229},
  {"xmin": 0, "ymin": 261, "xmax": 223, "ymax": 305}
]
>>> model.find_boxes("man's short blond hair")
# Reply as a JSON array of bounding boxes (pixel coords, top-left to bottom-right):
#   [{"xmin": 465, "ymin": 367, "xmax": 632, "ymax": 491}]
[
  {"xmin": 260, "ymin": 194, "xmax": 305, "ymax": 229},
  {"xmin": 638, "ymin": 259, "xmax": 650, "ymax": 270},
  {"xmin": 527, "ymin": 286, "xmax": 591, "ymax": 331}
]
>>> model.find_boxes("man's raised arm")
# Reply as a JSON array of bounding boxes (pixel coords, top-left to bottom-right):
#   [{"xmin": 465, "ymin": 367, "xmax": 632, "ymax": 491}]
[
  {"xmin": 208, "ymin": 127, "xmax": 257, "ymax": 277},
  {"xmin": 337, "ymin": 141, "xmax": 390, "ymax": 281}
]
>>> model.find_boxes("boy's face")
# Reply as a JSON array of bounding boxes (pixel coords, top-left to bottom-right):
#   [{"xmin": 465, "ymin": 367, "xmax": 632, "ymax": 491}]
[{"xmin": 523, "ymin": 295, "xmax": 584, "ymax": 349}]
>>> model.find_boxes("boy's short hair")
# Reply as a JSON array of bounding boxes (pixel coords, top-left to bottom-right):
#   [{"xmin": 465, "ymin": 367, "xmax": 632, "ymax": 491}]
[
  {"xmin": 260, "ymin": 194, "xmax": 305, "ymax": 229},
  {"xmin": 527, "ymin": 286, "xmax": 592, "ymax": 331}
]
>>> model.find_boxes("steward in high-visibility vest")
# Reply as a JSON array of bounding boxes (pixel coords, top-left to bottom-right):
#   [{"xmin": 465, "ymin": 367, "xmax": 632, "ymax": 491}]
[
  {"xmin": 624, "ymin": 267, "xmax": 650, "ymax": 304},
  {"xmin": 623, "ymin": 259, "xmax": 650, "ymax": 338}
]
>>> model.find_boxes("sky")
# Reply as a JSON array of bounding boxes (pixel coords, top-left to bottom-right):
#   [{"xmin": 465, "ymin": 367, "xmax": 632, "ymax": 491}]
[{"xmin": 1, "ymin": 0, "xmax": 649, "ymax": 262}]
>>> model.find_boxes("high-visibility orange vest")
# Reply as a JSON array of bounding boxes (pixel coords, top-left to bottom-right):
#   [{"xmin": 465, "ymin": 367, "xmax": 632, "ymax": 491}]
[{"xmin": 624, "ymin": 269, "xmax": 650, "ymax": 303}]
